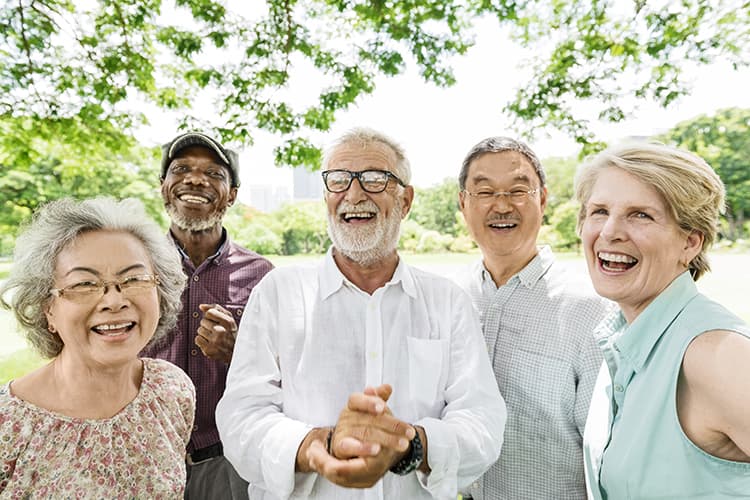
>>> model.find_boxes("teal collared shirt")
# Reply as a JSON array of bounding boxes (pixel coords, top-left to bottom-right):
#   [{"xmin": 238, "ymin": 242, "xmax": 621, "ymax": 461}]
[{"xmin": 584, "ymin": 272, "xmax": 750, "ymax": 499}]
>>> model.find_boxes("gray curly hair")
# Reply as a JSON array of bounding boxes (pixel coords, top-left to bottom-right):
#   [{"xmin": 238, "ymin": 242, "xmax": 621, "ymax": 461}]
[{"xmin": 0, "ymin": 197, "xmax": 186, "ymax": 358}]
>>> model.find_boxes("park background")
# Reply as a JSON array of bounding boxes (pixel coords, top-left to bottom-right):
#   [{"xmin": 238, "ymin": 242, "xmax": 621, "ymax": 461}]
[{"xmin": 1, "ymin": 1, "xmax": 750, "ymax": 381}]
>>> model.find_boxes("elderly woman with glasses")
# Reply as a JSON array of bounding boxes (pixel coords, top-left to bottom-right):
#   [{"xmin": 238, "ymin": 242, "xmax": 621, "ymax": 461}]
[
  {"xmin": 0, "ymin": 197, "xmax": 194, "ymax": 497},
  {"xmin": 576, "ymin": 143, "xmax": 750, "ymax": 498}
]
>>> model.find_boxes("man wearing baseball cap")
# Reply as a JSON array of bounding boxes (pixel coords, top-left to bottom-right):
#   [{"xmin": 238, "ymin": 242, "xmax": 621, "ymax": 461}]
[{"xmin": 143, "ymin": 131, "xmax": 273, "ymax": 499}]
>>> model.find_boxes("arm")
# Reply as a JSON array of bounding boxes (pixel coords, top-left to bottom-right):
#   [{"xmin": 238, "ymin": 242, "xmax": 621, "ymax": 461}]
[
  {"xmin": 414, "ymin": 289, "xmax": 507, "ymax": 498},
  {"xmin": 678, "ymin": 329, "xmax": 750, "ymax": 460},
  {"xmin": 195, "ymin": 303, "xmax": 237, "ymax": 363},
  {"xmin": 215, "ymin": 279, "xmax": 313, "ymax": 498}
]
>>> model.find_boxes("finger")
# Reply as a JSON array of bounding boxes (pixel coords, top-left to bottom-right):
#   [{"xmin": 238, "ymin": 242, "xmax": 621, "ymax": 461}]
[
  {"xmin": 199, "ymin": 304, "xmax": 234, "ymax": 324},
  {"xmin": 335, "ymin": 436, "xmax": 380, "ymax": 458},
  {"xmin": 196, "ymin": 325, "xmax": 214, "ymax": 341},
  {"xmin": 194, "ymin": 334, "xmax": 210, "ymax": 355},
  {"xmin": 359, "ymin": 423, "xmax": 413, "ymax": 452},
  {"xmin": 347, "ymin": 392, "xmax": 386, "ymax": 415},
  {"xmin": 307, "ymin": 442, "xmax": 373, "ymax": 487}
]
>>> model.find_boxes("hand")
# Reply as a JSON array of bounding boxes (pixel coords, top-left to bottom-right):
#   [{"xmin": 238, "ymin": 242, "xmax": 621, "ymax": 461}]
[
  {"xmin": 332, "ymin": 385, "xmax": 413, "ymax": 460},
  {"xmin": 301, "ymin": 384, "xmax": 415, "ymax": 488},
  {"xmin": 195, "ymin": 303, "xmax": 238, "ymax": 363}
]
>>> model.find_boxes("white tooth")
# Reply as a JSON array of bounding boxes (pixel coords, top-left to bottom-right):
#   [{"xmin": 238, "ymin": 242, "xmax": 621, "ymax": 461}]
[
  {"xmin": 179, "ymin": 194, "xmax": 209, "ymax": 203},
  {"xmin": 96, "ymin": 322, "xmax": 131, "ymax": 331},
  {"xmin": 598, "ymin": 252, "xmax": 637, "ymax": 263}
]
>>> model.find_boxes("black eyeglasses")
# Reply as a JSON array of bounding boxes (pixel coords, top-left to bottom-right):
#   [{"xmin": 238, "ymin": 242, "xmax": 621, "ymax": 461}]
[{"xmin": 321, "ymin": 169, "xmax": 406, "ymax": 193}]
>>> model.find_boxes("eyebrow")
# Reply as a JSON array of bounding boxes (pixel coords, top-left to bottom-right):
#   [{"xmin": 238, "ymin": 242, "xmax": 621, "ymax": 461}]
[
  {"xmin": 470, "ymin": 173, "xmax": 533, "ymax": 184},
  {"xmin": 63, "ymin": 263, "xmax": 148, "ymax": 277}
]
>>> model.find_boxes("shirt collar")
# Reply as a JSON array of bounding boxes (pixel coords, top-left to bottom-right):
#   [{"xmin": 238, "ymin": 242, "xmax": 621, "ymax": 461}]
[
  {"xmin": 320, "ymin": 247, "xmax": 416, "ymax": 300},
  {"xmin": 479, "ymin": 245, "xmax": 554, "ymax": 289},
  {"xmin": 615, "ymin": 271, "xmax": 700, "ymax": 373},
  {"xmin": 169, "ymin": 228, "xmax": 230, "ymax": 265}
]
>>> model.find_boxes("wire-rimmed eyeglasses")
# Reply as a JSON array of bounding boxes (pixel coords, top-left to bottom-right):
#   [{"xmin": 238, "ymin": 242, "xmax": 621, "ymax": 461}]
[
  {"xmin": 49, "ymin": 274, "xmax": 160, "ymax": 303},
  {"xmin": 462, "ymin": 188, "xmax": 540, "ymax": 205},
  {"xmin": 322, "ymin": 169, "xmax": 406, "ymax": 193}
]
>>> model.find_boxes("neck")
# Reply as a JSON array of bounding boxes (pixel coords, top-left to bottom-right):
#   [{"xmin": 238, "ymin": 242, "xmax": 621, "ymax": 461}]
[
  {"xmin": 333, "ymin": 247, "xmax": 400, "ymax": 295},
  {"xmin": 170, "ymin": 223, "xmax": 224, "ymax": 267},
  {"xmin": 47, "ymin": 353, "xmax": 143, "ymax": 419},
  {"xmin": 483, "ymin": 247, "xmax": 539, "ymax": 287}
]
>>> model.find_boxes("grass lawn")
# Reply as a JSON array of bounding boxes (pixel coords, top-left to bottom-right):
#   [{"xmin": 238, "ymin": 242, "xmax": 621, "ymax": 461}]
[{"xmin": 1, "ymin": 251, "xmax": 748, "ymax": 383}]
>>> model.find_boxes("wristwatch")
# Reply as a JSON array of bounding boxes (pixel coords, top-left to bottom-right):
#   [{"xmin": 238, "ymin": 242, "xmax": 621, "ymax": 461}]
[{"xmin": 389, "ymin": 428, "xmax": 423, "ymax": 475}]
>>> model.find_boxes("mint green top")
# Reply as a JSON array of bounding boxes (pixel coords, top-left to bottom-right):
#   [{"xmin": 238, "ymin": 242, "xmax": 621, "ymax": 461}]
[{"xmin": 584, "ymin": 272, "xmax": 750, "ymax": 499}]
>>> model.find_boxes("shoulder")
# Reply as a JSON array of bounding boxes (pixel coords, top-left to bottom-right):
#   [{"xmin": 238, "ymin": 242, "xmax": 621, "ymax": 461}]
[
  {"xmin": 684, "ymin": 329, "xmax": 750, "ymax": 378},
  {"xmin": 142, "ymin": 358, "xmax": 194, "ymax": 396},
  {"xmin": 406, "ymin": 264, "xmax": 475, "ymax": 306},
  {"xmin": 544, "ymin": 260, "xmax": 613, "ymax": 311},
  {"xmin": 225, "ymin": 240, "xmax": 274, "ymax": 270}
]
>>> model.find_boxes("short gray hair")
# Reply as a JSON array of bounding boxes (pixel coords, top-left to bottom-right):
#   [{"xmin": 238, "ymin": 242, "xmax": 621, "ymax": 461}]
[
  {"xmin": 459, "ymin": 136, "xmax": 546, "ymax": 190},
  {"xmin": 0, "ymin": 197, "xmax": 186, "ymax": 358},
  {"xmin": 321, "ymin": 127, "xmax": 412, "ymax": 185},
  {"xmin": 574, "ymin": 142, "xmax": 725, "ymax": 281}
]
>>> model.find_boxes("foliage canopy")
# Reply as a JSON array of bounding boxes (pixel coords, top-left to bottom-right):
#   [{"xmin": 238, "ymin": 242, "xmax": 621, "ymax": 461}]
[{"xmin": 2, "ymin": 0, "xmax": 748, "ymax": 166}]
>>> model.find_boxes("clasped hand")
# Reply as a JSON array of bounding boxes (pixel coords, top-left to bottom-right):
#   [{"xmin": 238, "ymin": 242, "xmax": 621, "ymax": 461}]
[{"xmin": 305, "ymin": 384, "xmax": 415, "ymax": 488}]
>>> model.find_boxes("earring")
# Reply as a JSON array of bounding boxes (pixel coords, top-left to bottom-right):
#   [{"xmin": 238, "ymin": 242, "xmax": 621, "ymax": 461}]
[{"xmin": 48, "ymin": 324, "xmax": 57, "ymax": 333}]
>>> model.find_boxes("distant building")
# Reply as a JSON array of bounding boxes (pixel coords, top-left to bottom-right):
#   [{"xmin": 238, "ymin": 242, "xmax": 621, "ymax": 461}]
[
  {"xmin": 247, "ymin": 184, "xmax": 291, "ymax": 213},
  {"xmin": 293, "ymin": 168, "xmax": 322, "ymax": 201}
]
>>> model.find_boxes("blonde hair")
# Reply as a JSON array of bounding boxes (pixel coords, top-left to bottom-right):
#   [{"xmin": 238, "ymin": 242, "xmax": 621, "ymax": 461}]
[{"xmin": 574, "ymin": 142, "xmax": 725, "ymax": 281}]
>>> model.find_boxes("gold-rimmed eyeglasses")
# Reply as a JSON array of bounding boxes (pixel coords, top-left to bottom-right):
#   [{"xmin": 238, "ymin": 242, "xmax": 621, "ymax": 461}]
[
  {"xmin": 462, "ymin": 188, "xmax": 539, "ymax": 205},
  {"xmin": 49, "ymin": 274, "xmax": 160, "ymax": 303}
]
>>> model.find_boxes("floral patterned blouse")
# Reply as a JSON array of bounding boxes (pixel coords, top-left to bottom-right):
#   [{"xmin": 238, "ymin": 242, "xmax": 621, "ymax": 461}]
[{"xmin": 0, "ymin": 358, "xmax": 195, "ymax": 499}]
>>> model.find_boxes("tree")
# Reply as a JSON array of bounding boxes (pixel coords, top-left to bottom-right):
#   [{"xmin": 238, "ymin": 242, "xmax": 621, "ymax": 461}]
[
  {"xmin": 3, "ymin": 0, "xmax": 748, "ymax": 166},
  {"xmin": 0, "ymin": 116, "xmax": 165, "ymax": 237},
  {"xmin": 659, "ymin": 107, "xmax": 750, "ymax": 240},
  {"xmin": 409, "ymin": 178, "xmax": 460, "ymax": 236},
  {"xmin": 273, "ymin": 200, "xmax": 329, "ymax": 254}
]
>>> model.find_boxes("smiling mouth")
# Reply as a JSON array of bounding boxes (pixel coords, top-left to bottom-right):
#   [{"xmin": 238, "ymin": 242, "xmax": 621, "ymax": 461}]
[
  {"xmin": 341, "ymin": 211, "xmax": 375, "ymax": 223},
  {"xmin": 598, "ymin": 251, "xmax": 638, "ymax": 272},
  {"xmin": 177, "ymin": 193, "xmax": 211, "ymax": 204},
  {"xmin": 91, "ymin": 322, "xmax": 135, "ymax": 337},
  {"xmin": 488, "ymin": 221, "xmax": 517, "ymax": 230}
]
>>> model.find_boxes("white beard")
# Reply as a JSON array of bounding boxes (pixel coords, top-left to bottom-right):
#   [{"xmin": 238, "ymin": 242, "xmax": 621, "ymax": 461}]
[
  {"xmin": 164, "ymin": 202, "xmax": 226, "ymax": 232},
  {"xmin": 328, "ymin": 198, "xmax": 403, "ymax": 267}
]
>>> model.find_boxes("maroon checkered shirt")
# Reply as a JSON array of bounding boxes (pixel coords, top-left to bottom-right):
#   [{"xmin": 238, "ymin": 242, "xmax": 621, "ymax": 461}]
[{"xmin": 142, "ymin": 230, "xmax": 273, "ymax": 452}]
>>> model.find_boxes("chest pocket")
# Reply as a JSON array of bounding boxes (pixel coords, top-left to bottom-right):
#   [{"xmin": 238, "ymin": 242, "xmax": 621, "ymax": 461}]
[{"xmin": 407, "ymin": 337, "xmax": 449, "ymax": 414}]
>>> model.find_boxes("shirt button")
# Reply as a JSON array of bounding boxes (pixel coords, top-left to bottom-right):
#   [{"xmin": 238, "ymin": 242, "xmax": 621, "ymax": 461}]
[
  {"xmin": 193, "ymin": 275, "xmax": 200, "ymax": 282},
  {"xmin": 369, "ymin": 351, "xmax": 378, "ymax": 359},
  {"xmin": 236, "ymin": 308, "xmax": 243, "ymax": 316},
  {"xmin": 614, "ymin": 384, "xmax": 624, "ymax": 392},
  {"xmin": 193, "ymin": 424, "xmax": 198, "ymax": 431},
  {"xmin": 191, "ymin": 349, "xmax": 198, "ymax": 356},
  {"xmin": 192, "ymin": 311, "xmax": 199, "ymax": 318}
]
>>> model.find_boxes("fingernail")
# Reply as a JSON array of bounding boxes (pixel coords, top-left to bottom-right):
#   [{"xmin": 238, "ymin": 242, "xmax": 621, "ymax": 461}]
[
  {"xmin": 371, "ymin": 444, "xmax": 381, "ymax": 454},
  {"xmin": 375, "ymin": 402, "xmax": 384, "ymax": 413},
  {"xmin": 399, "ymin": 438, "xmax": 408, "ymax": 449},
  {"xmin": 406, "ymin": 427, "xmax": 416, "ymax": 439}
]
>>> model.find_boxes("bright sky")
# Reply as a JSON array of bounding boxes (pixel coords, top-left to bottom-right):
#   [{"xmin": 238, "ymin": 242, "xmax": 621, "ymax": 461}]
[{"xmin": 142, "ymin": 17, "xmax": 750, "ymax": 204}]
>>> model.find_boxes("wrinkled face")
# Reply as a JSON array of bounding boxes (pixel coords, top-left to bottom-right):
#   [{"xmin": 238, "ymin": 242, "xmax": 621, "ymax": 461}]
[
  {"xmin": 161, "ymin": 146, "xmax": 237, "ymax": 232},
  {"xmin": 323, "ymin": 142, "xmax": 413, "ymax": 266},
  {"xmin": 459, "ymin": 151, "xmax": 547, "ymax": 266},
  {"xmin": 580, "ymin": 167, "xmax": 702, "ymax": 322},
  {"xmin": 45, "ymin": 230, "xmax": 160, "ymax": 367}
]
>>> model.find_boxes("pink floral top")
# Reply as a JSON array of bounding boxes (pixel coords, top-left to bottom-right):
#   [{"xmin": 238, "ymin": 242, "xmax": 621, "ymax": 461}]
[{"xmin": 0, "ymin": 358, "xmax": 195, "ymax": 499}]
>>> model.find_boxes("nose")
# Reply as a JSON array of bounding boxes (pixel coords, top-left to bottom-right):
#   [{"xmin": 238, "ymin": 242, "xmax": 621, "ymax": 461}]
[
  {"xmin": 98, "ymin": 282, "xmax": 129, "ymax": 311},
  {"xmin": 183, "ymin": 170, "xmax": 208, "ymax": 185},
  {"xmin": 488, "ymin": 193, "xmax": 514, "ymax": 213},
  {"xmin": 343, "ymin": 176, "xmax": 368, "ymax": 204},
  {"xmin": 598, "ymin": 214, "xmax": 625, "ymax": 241}
]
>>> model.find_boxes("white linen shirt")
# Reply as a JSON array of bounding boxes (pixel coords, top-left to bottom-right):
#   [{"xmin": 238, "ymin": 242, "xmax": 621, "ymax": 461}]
[{"xmin": 216, "ymin": 250, "xmax": 506, "ymax": 500}]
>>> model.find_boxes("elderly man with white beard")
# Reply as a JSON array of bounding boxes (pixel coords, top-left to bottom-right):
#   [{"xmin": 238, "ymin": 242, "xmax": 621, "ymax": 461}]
[{"xmin": 216, "ymin": 127, "xmax": 506, "ymax": 500}]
